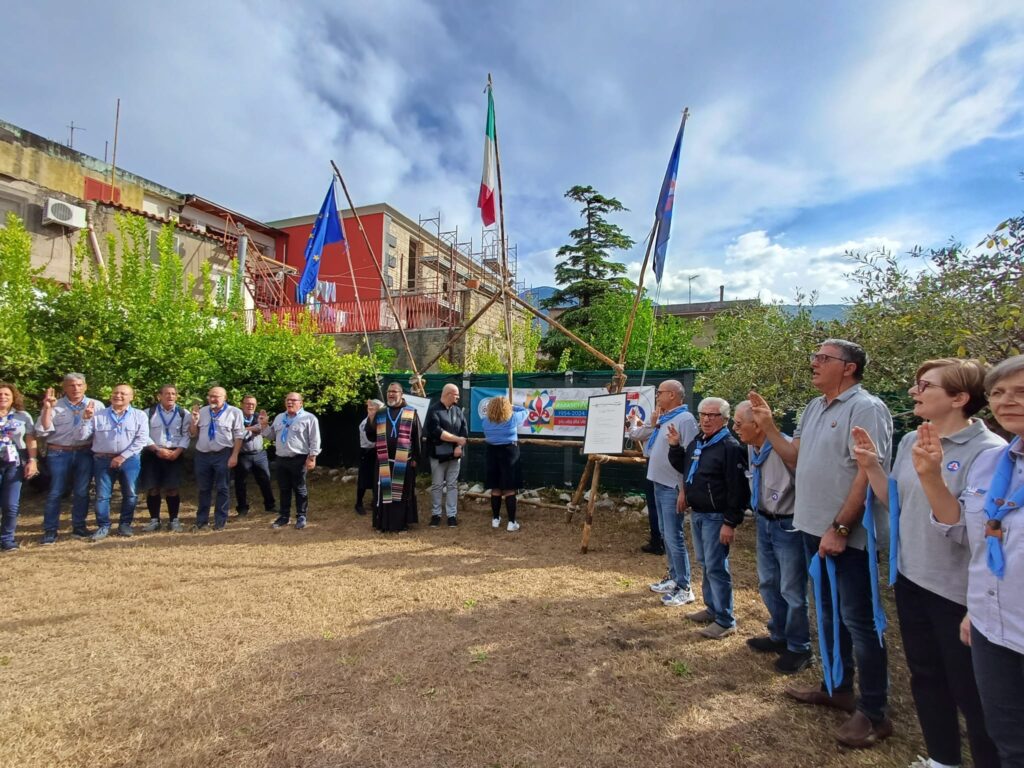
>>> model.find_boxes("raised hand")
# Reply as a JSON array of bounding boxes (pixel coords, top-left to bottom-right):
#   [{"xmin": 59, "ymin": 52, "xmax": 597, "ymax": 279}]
[
  {"xmin": 82, "ymin": 402, "xmax": 95, "ymax": 420},
  {"xmin": 851, "ymin": 426, "xmax": 880, "ymax": 469},
  {"xmin": 42, "ymin": 387, "xmax": 57, "ymax": 408},
  {"xmin": 749, "ymin": 391, "xmax": 776, "ymax": 430},
  {"xmin": 666, "ymin": 422, "xmax": 680, "ymax": 446},
  {"xmin": 191, "ymin": 404, "xmax": 201, "ymax": 420},
  {"xmin": 911, "ymin": 422, "xmax": 944, "ymax": 479},
  {"xmin": 258, "ymin": 409, "xmax": 269, "ymax": 428}
]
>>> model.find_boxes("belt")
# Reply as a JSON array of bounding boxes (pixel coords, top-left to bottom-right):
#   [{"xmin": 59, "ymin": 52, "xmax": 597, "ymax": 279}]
[
  {"xmin": 200, "ymin": 447, "xmax": 232, "ymax": 454},
  {"xmin": 47, "ymin": 444, "xmax": 90, "ymax": 452},
  {"xmin": 240, "ymin": 450, "xmax": 264, "ymax": 455},
  {"xmin": 94, "ymin": 452, "xmax": 125, "ymax": 459},
  {"xmin": 757, "ymin": 510, "xmax": 794, "ymax": 522}
]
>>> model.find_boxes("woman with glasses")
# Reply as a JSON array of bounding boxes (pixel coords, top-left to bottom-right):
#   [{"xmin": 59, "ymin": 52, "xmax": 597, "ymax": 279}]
[
  {"xmin": 853, "ymin": 359, "xmax": 1005, "ymax": 768},
  {"xmin": 910, "ymin": 354, "xmax": 1024, "ymax": 766}
]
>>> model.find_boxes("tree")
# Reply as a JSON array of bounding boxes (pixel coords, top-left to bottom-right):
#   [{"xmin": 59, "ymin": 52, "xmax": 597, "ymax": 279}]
[
  {"xmin": 541, "ymin": 185, "xmax": 636, "ymax": 361},
  {"xmin": 439, "ymin": 315, "xmax": 541, "ymax": 374},
  {"xmin": 0, "ymin": 213, "xmax": 46, "ymax": 384}
]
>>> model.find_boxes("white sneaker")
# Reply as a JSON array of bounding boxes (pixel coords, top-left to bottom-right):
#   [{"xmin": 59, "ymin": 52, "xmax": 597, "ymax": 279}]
[
  {"xmin": 649, "ymin": 578, "xmax": 677, "ymax": 594},
  {"xmin": 507, "ymin": 520, "xmax": 520, "ymax": 532},
  {"xmin": 662, "ymin": 587, "xmax": 697, "ymax": 607},
  {"xmin": 143, "ymin": 518, "xmax": 161, "ymax": 533},
  {"xmin": 491, "ymin": 517, "xmax": 501, "ymax": 529}
]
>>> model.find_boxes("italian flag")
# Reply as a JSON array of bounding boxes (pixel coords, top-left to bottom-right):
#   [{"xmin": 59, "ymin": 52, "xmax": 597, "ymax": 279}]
[{"xmin": 477, "ymin": 87, "xmax": 497, "ymax": 227}]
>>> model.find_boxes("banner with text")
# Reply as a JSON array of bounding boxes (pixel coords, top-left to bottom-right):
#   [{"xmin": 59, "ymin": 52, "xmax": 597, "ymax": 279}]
[{"xmin": 469, "ymin": 386, "xmax": 655, "ymax": 437}]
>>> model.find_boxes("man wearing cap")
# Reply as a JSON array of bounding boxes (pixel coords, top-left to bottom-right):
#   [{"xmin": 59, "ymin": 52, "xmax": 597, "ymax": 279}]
[
  {"xmin": 35, "ymin": 373, "xmax": 102, "ymax": 544},
  {"xmin": 76, "ymin": 384, "xmax": 150, "ymax": 540},
  {"xmin": 234, "ymin": 395, "xmax": 276, "ymax": 518},
  {"xmin": 260, "ymin": 392, "xmax": 321, "ymax": 530},
  {"xmin": 189, "ymin": 386, "xmax": 245, "ymax": 531}
]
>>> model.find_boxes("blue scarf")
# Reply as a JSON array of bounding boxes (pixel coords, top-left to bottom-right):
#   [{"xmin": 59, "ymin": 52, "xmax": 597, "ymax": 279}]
[
  {"xmin": 749, "ymin": 439, "xmax": 780, "ymax": 513},
  {"xmin": 108, "ymin": 407, "xmax": 129, "ymax": 435},
  {"xmin": 887, "ymin": 476, "xmax": 900, "ymax": 586},
  {"xmin": 158, "ymin": 406, "xmax": 179, "ymax": 444},
  {"xmin": 645, "ymin": 405, "xmax": 689, "ymax": 453},
  {"xmin": 281, "ymin": 410, "xmax": 303, "ymax": 444},
  {"xmin": 863, "ymin": 488, "xmax": 888, "ymax": 643},
  {"xmin": 64, "ymin": 397, "xmax": 87, "ymax": 426},
  {"xmin": 685, "ymin": 427, "xmax": 731, "ymax": 485},
  {"xmin": 809, "ymin": 554, "xmax": 843, "ymax": 695},
  {"xmin": 207, "ymin": 404, "xmax": 225, "ymax": 441},
  {"xmin": 982, "ymin": 437, "xmax": 1023, "ymax": 579}
]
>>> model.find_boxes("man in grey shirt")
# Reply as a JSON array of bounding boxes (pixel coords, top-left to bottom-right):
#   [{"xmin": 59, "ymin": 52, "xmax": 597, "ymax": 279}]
[
  {"xmin": 260, "ymin": 392, "xmax": 321, "ymax": 530},
  {"xmin": 189, "ymin": 386, "xmax": 244, "ymax": 531},
  {"xmin": 750, "ymin": 339, "xmax": 894, "ymax": 749}
]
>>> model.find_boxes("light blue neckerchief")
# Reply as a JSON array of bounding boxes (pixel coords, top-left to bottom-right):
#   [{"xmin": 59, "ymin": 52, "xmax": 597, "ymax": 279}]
[
  {"xmin": 982, "ymin": 437, "xmax": 1024, "ymax": 579},
  {"xmin": 685, "ymin": 427, "xmax": 731, "ymax": 485},
  {"xmin": 281, "ymin": 409, "xmax": 304, "ymax": 444},
  {"xmin": 808, "ymin": 554, "xmax": 842, "ymax": 695},
  {"xmin": 864, "ymin": 487, "xmax": 888, "ymax": 643},
  {"xmin": 750, "ymin": 439, "xmax": 782, "ymax": 513},
  {"xmin": 645, "ymin": 405, "xmax": 689, "ymax": 453},
  {"xmin": 887, "ymin": 476, "xmax": 900, "ymax": 586}
]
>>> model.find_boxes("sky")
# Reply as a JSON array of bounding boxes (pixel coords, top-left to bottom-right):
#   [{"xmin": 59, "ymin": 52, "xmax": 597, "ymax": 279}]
[{"xmin": 3, "ymin": 1, "xmax": 1023, "ymax": 304}]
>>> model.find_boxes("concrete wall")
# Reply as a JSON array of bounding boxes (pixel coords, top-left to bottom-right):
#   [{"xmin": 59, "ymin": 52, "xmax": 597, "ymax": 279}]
[{"xmin": 332, "ymin": 328, "xmax": 464, "ymax": 373}]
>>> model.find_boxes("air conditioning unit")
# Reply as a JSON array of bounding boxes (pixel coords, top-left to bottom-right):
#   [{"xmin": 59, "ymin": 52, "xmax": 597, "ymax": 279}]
[{"xmin": 42, "ymin": 198, "xmax": 87, "ymax": 229}]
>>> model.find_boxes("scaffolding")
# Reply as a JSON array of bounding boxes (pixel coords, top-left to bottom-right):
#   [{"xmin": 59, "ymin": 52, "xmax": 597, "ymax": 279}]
[{"xmin": 414, "ymin": 212, "xmax": 523, "ymax": 299}]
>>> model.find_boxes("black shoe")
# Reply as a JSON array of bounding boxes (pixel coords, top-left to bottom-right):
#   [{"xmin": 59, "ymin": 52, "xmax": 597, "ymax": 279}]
[
  {"xmin": 354, "ymin": 504, "xmax": 365, "ymax": 515},
  {"xmin": 271, "ymin": 516, "xmax": 289, "ymax": 529},
  {"xmin": 1, "ymin": 541, "xmax": 19, "ymax": 552},
  {"xmin": 429, "ymin": 515, "xmax": 441, "ymax": 527},
  {"xmin": 191, "ymin": 523, "xmax": 210, "ymax": 532},
  {"xmin": 236, "ymin": 509, "xmax": 249, "ymax": 517},
  {"xmin": 447, "ymin": 516, "xmax": 458, "ymax": 527},
  {"xmin": 775, "ymin": 649, "xmax": 813, "ymax": 674},
  {"xmin": 71, "ymin": 527, "xmax": 93, "ymax": 540},
  {"xmin": 213, "ymin": 522, "xmax": 226, "ymax": 531},
  {"xmin": 640, "ymin": 541, "xmax": 665, "ymax": 555},
  {"xmin": 747, "ymin": 636, "xmax": 787, "ymax": 654},
  {"xmin": 41, "ymin": 530, "xmax": 58, "ymax": 545}
]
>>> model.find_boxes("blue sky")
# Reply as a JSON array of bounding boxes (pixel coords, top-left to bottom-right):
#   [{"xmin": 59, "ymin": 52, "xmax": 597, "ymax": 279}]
[{"xmin": 3, "ymin": 1, "xmax": 1023, "ymax": 303}]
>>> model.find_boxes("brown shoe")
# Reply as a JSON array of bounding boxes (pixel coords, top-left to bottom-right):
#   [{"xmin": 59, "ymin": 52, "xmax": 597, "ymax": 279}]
[
  {"xmin": 687, "ymin": 608, "xmax": 713, "ymax": 623},
  {"xmin": 784, "ymin": 684, "xmax": 856, "ymax": 712},
  {"xmin": 834, "ymin": 710, "xmax": 893, "ymax": 748}
]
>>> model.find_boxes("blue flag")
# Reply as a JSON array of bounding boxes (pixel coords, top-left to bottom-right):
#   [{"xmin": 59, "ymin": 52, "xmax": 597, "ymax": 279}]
[
  {"xmin": 652, "ymin": 118, "xmax": 686, "ymax": 284},
  {"xmin": 297, "ymin": 181, "xmax": 344, "ymax": 303}
]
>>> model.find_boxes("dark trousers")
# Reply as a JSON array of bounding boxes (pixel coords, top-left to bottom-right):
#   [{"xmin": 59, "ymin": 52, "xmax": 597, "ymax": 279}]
[
  {"xmin": 895, "ymin": 575, "xmax": 999, "ymax": 767},
  {"xmin": 234, "ymin": 450, "xmax": 275, "ymax": 513},
  {"xmin": 645, "ymin": 478, "xmax": 662, "ymax": 546},
  {"xmin": 803, "ymin": 533, "xmax": 889, "ymax": 722},
  {"xmin": 277, "ymin": 455, "xmax": 309, "ymax": 520},
  {"xmin": 972, "ymin": 623, "xmax": 1024, "ymax": 766},
  {"xmin": 356, "ymin": 447, "xmax": 377, "ymax": 510},
  {"xmin": 195, "ymin": 449, "xmax": 231, "ymax": 527}
]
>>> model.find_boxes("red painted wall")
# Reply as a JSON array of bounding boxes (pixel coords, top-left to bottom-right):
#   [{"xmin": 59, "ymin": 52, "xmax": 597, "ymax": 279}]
[{"xmin": 277, "ymin": 212, "xmax": 384, "ymax": 304}]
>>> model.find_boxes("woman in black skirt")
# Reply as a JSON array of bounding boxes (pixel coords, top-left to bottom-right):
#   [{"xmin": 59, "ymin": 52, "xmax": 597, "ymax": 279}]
[
  {"xmin": 481, "ymin": 396, "xmax": 528, "ymax": 531},
  {"xmin": 355, "ymin": 399, "xmax": 384, "ymax": 515}
]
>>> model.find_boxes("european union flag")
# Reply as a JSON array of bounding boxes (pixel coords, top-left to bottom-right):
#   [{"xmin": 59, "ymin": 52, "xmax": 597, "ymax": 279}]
[
  {"xmin": 297, "ymin": 181, "xmax": 344, "ymax": 304},
  {"xmin": 652, "ymin": 117, "xmax": 686, "ymax": 284}
]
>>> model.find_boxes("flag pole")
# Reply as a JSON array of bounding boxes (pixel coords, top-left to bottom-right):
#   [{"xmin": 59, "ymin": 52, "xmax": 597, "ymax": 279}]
[
  {"xmin": 489, "ymin": 73, "xmax": 516, "ymax": 399},
  {"xmin": 330, "ymin": 159, "xmax": 425, "ymax": 396},
  {"xmin": 616, "ymin": 108, "xmax": 688, "ymax": 380}
]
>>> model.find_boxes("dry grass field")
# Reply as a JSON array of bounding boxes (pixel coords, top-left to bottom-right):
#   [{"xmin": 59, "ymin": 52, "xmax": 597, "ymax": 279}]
[{"xmin": 1, "ymin": 473, "xmax": 940, "ymax": 768}]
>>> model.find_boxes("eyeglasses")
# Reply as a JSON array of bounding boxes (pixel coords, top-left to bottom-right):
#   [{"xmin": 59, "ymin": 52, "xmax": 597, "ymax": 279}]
[
  {"xmin": 809, "ymin": 353, "xmax": 849, "ymax": 365},
  {"xmin": 913, "ymin": 380, "xmax": 938, "ymax": 393},
  {"xmin": 697, "ymin": 412, "xmax": 724, "ymax": 419},
  {"xmin": 989, "ymin": 386, "xmax": 1024, "ymax": 405}
]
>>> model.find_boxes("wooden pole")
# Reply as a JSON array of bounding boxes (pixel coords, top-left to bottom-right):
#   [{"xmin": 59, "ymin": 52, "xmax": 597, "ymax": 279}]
[
  {"xmin": 580, "ymin": 461, "xmax": 602, "ymax": 553},
  {"xmin": 617, "ymin": 223, "xmax": 657, "ymax": 371},
  {"xmin": 566, "ymin": 457, "xmax": 594, "ymax": 522},
  {"xmin": 488, "ymin": 74, "xmax": 516, "ymax": 399},
  {"xmin": 504, "ymin": 289, "xmax": 623, "ymax": 372},
  {"xmin": 331, "ymin": 160, "xmax": 425, "ymax": 396},
  {"xmin": 108, "ymin": 98, "xmax": 120, "ymax": 203},
  {"xmin": 419, "ymin": 281, "xmax": 503, "ymax": 373}
]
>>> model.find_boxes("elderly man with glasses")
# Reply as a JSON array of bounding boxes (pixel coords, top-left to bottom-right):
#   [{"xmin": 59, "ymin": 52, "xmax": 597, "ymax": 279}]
[
  {"xmin": 668, "ymin": 397, "xmax": 749, "ymax": 639},
  {"xmin": 749, "ymin": 339, "xmax": 894, "ymax": 749},
  {"xmin": 634, "ymin": 379, "xmax": 699, "ymax": 608}
]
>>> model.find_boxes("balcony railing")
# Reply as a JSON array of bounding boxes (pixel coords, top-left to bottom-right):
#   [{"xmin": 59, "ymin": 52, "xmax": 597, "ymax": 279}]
[{"xmin": 246, "ymin": 293, "xmax": 464, "ymax": 334}]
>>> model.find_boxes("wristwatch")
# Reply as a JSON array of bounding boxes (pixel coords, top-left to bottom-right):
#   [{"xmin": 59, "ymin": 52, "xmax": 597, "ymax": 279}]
[{"xmin": 832, "ymin": 521, "xmax": 851, "ymax": 537}]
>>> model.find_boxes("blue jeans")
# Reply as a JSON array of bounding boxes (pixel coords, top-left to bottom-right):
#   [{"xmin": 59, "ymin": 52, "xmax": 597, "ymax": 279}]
[
  {"xmin": 654, "ymin": 481, "xmax": 690, "ymax": 590},
  {"xmin": 756, "ymin": 514, "xmax": 810, "ymax": 652},
  {"xmin": 43, "ymin": 448, "xmax": 92, "ymax": 532},
  {"xmin": 690, "ymin": 512, "xmax": 734, "ymax": 628},
  {"xmin": 94, "ymin": 454, "xmax": 141, "ymax": 527},
  {"xmin": 1, "ymin": 461, "xmax": 23, "ymax": 546},
  {"xmin": 430, "ymin": 457, "xmax": 461, "ymax": 518},
  {"xmin": 195, "ymin": 449, "xmax": 231, "ymax": 526},
  {"xmin": 803, "ymin": 533, "xmax": 889, "ymax": 721},
  {"xmin": 971, "ymin": 623, "xmax": 1024, "ymax": 765}
]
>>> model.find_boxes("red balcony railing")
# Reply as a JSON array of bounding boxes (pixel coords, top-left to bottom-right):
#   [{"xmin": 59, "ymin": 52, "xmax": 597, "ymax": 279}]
[{"xmin": 246, "ymin": 293, "xmax": 464, "ymax": 334}]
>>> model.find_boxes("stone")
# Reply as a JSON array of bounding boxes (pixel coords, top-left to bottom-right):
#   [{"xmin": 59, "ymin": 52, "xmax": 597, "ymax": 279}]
[
  {"xmin": 623, "ymin": 495, "xmax": 646, "ymax": 507},
  {"xmin": 558, "ymin": 493, "xmax": 571, "ymax": 502},
  {"xmin": 341, "ymin": 475, "xmax": 355, "ymax": 484},
  {"xmin": 468, "ymin": 483, "xmax": 485, "ymax": 495}
]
